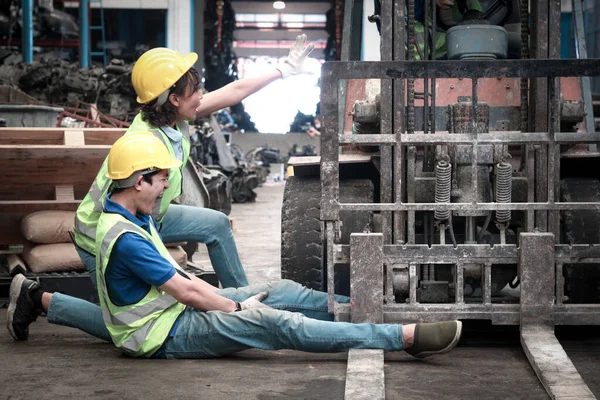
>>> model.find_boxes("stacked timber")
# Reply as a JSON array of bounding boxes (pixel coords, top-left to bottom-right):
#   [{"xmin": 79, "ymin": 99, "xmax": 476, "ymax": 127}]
[
  {"xmin": 0, "ymin": 128, "xmax": 120, "ymax": 274},
  {"xmin": 0, "ymin": 128, "xmax": 188, "ymax": 274}
]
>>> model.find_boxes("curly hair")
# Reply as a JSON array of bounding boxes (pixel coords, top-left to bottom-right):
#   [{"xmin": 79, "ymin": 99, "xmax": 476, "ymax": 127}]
[{"xmin": 140, "ymin": 68, "xmax": 201, "ymax": 127}]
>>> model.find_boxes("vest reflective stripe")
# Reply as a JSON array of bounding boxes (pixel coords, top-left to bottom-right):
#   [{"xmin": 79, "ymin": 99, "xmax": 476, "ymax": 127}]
[
  {"xmin": 121, "ymin": 318, "xmax": 158, "ymax": 353},
  {"xmin": 74, "ymin": 218, "xmax": 96, "ymax": 242},
  {"xmin": 96, "ymin": 217, "xmax": 185, "ymax": 357},
  {"xmin": 74, "ymin": 113, "xmax": 191, "ymax": 255},
  {"xmin": 90, "ymin": 179, "xmax": 112, "ymax": 212}
]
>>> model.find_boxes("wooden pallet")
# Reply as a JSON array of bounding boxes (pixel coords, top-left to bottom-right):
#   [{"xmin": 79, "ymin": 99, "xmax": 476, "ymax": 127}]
[{"xmin": 0, "ymin": 128, "xmax": 126, "ymax": 246}]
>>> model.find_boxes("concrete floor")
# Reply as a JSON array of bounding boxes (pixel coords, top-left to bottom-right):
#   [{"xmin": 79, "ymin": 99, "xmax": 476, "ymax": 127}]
[{"xmin": 1, "ymin": 183, "xmax": 599, "ymax": 399}]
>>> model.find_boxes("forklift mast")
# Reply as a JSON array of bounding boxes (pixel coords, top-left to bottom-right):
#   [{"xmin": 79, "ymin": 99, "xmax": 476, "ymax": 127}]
[{"xmin": 283, "ymin": 0, "xmax": 600, "ymax": 397}]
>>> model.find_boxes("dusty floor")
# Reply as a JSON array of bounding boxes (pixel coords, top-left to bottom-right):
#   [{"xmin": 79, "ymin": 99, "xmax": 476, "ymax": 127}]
[{"xmin": 1, "ymin": 183, "xmax": 599, "ymax": 399}]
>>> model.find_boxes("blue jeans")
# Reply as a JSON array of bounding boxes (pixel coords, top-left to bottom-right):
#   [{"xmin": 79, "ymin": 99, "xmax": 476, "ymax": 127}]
[
  {"xmin": 162, "ymin": 280, "xmax": 403, "ymax": 358},
  {"xmin": 76, "ymin": 204, "xmax": 249, "ymax": 288},
  {"xmin": 53, "ymin": 204, "xmax": 249, "ymax": 341}
]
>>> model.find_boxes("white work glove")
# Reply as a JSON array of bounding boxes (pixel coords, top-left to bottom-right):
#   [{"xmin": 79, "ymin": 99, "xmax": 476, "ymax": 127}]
[
  {"xmin": 236, "ymin": 291, "xmax": 273, "ymax": 311},
  {"xmin": 277, "ymin": 34, "xmax": 315, "ymax": 79}
]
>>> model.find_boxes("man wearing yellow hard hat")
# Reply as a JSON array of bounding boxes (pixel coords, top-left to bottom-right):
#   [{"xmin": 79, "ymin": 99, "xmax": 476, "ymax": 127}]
[
  {"xmin": 7, "ymin": 36, "xmax": 315, "ymax": 342},
  {"xmin": 9, "ymin": 132, "xmax": 462, "ymax": 359}
]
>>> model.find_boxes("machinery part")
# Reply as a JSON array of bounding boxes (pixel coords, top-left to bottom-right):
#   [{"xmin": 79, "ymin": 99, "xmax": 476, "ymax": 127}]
[
  {"xmin": 448, "ymin": 97, "xmax": 490, "ymax": 135},
  {"xmin": 494, "ymin": 161, "xmax": 512, "ymax": 225},
  {"xmin": 201, "ymin": 167, "xmax": 232, "ymax": 215},
  {"xmin": 446, "ymin": 25, "xmax": 508, "ymax": 60},
  {"xmin": 231, "ymin": 168, "xmax": 259, "ymax": 204},
  {"xmin": 281, "ymin": 177, "xmax": 373, "ymax": 293},
  {"xmin": 391, "ymin": 266, "xmax": 409, "ymax": 301},
  {"xmin": 434, "ymin": 160, "xmax": 452, "ymax": 221},
  {"xmin": 560, "ymin": 178, "xmax": 600, "ymax": 303}
]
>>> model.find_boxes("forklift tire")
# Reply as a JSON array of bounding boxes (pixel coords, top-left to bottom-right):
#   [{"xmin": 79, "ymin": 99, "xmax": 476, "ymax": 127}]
[
  {"xmin": 281, "ymin": 176, "xmax": 374, "ymax": 294},
  {"xmin": 561, "ymin": 178, "xmax": 600, "ymax": 303}
]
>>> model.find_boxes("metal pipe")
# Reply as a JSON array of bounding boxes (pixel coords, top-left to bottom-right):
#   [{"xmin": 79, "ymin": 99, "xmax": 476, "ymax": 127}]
[
  {"xmin": 79, "ymin": 0, "xmax": 90, "ymax": 68},
  {"xmin": 465, "ymin": 217, "xmax": 476, "ymax": 244},
  {"xmin": 22, "ymin": 0, "xmax": 33, "ymax": 63}
]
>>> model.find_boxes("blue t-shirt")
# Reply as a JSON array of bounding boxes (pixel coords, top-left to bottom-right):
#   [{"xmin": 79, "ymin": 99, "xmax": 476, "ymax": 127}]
[{"xmin": 103, "ymin": 195, "xmax": 176, "ymax": 306}]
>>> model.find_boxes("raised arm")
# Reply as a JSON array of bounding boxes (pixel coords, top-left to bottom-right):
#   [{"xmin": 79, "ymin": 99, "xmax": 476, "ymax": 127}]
[
  {"xmin": 196, "ymin": 70, "xmax": 282, "ymax": 117},
  {"xmin": 195, "ymin": 33, "xmax": 315, "ymax": 118}
]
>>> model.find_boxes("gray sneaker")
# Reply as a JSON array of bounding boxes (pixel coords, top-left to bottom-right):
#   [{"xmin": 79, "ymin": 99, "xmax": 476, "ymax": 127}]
[
  {"xmin": 7, "ymin": 274, "xmax": 42, "ymax": 341},
  {"xmin": 405, "ymin": 320, "xmax": 462, "ymax": 358}
]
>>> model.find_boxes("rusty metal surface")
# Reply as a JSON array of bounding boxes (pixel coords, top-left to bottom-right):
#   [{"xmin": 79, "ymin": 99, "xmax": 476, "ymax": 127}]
[
  {"xmin": 522, "ymin": 326, "xmax": 596, "ymax": 400},
  {"xmin": 350, "ymin": 233, "xmax": 384, "ymax": 324},
  {"xmin": 333, "ymin": 303, "xmax": 600, "ymax": 326},
  {"xmin": 520, "ymin": 233, "xmax": 556, "ymax": 327},
  {"xmin": 346, "ymin": 232, "xmax": 385, "ymax": 400},
  {"xmin": 344, "ymin": 349, "xmax": 385, "ymax": 400},
  {"xmin": 321, "ymin": 59, "xmax": 600, "ymax": 81},
  {"xmin": 337, "ymin": 131, "xmax": 600, "ymax": 145}
]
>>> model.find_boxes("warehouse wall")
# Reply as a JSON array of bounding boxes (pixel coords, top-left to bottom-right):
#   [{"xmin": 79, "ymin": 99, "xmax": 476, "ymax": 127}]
[{"xmin": 230, "ymin": 133, "xmax": 320, "ymax": 156}]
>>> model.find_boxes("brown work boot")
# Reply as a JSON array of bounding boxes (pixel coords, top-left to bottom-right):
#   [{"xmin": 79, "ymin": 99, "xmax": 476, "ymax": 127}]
[{"xmin": 404, "ymin": 321, "xmax": 462, "ymax": 358}]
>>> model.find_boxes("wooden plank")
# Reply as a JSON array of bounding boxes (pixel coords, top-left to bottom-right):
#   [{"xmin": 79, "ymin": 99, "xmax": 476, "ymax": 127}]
[
  {"xmin": 55, "ymin": 185, "xmax": 75, "ymax": 201},
  {"xmin": 83, "ymin": 129, "xmax": 125, "ymax": 145},
  {"xmin": 63, "ymin": 130, "xmax": 85, "ymax": 145},
  {"xmin": 0, "ymin": 128, "xmax": 126, "ymax": 145},
  {"xmin": 0, "ymin": 200, "xmax": 81, "ymax": 213},
  {"xmin": 0, "ymin": 145, "xmax": 110, "ymax": 160},
  {"xmin": 0, "ymin": 129, "xmax": 65, "ymax": 144},
  {"xmin": 0, "ymin": 155, "xmax": 104, "ymax": 200}
]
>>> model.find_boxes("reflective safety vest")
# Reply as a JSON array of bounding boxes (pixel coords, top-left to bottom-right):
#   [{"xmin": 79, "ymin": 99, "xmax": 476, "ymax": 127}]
[
  {"xmin": 73, "ymin": 113, "xmax": 191, "ymax": 255},
  {"xmin": 411, "ymin": 21, "xmax": 448, "ymax": 60},
  {"xmin": 96, "ymin": 212, "xmax": 186, "ymax": 357}
]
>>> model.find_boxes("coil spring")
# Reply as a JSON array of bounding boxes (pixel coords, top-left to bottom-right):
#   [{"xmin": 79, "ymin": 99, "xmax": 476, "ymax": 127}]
[
  {"xmin": 495, "ymin": 162, "xmax": 513, "ymax": 224},
  {"xmin": 434, "ymin": 160, "xmax": 452, "ymax": 221}
]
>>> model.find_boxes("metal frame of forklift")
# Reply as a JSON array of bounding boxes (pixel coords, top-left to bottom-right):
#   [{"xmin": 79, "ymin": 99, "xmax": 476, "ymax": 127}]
[{"xmin": 314, "ymin": 0, "xmax": 600, "ymax": 398}]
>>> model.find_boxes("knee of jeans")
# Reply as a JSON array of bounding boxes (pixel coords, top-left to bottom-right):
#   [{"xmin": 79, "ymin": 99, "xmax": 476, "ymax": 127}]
[
  {"xmin": 213, "ymin": 212, "xmax": 233, "ymax": 235},
  {"xmin": 276, "ymin": 279, "xmax": 303, "ymax": 291}
]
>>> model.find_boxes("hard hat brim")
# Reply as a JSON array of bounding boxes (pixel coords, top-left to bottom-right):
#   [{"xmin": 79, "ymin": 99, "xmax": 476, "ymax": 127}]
[{"xmin": 105, "ymin": 159, "xmax": 183, "ymax": 181}]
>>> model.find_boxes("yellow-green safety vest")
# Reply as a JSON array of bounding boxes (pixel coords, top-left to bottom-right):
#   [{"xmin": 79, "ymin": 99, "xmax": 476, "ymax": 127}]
[
  {"xmin": 73, "ymin": 113, "xmax": 191, "ymax": 255},
  {"xmin": 96, "ymin": 212, "xmax": 186, "ymax": 357}
]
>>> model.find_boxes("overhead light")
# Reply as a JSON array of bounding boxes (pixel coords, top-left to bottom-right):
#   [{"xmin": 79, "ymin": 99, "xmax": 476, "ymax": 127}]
[
  {"xmin": 257, "ymin": 22, "xmax": 276, "ymax": 28},
  {"xmin": 285, "ymin": 22, "xmax": 304, "ymax": 28},
  {"xmin": 273, "ymin": 1, "xmax": 285, "ymax": 10}
]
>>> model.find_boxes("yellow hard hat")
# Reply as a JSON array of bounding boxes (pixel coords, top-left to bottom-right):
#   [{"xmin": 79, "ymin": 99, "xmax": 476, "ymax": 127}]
[
  {"xmin": 132, "ymin": 47, "xmax": 198, "ymax": 104},
  {"xmin": 106, "ymin": 132, "xmax": 182, "ymax": 181}
]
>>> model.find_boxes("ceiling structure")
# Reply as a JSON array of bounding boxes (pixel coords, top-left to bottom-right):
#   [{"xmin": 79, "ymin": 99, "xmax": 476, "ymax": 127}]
[{"xmin": 230, "ymin": 1, "xmax": 332, "ymax": 58}]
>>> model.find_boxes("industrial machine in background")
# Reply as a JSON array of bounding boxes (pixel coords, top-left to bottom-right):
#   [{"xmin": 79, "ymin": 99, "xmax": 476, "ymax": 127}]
[{"xmin": 281, "ymin": 0, "xmax": 600, "ymax": 397}]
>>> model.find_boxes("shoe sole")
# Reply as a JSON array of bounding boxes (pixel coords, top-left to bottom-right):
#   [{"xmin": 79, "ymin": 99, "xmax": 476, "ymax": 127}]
[
  {"xmin": 6, "ymin": 274, "xmax": 26, "ymax": 341},
  {"xmin": 412, "ymin": 320, "xmax": 463, "ymax": 359}
]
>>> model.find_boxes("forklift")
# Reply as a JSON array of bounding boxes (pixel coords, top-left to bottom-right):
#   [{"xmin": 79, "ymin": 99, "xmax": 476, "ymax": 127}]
[{"xmin": 282, "ymin": 0, "xmax": 600, "ymax": 397}]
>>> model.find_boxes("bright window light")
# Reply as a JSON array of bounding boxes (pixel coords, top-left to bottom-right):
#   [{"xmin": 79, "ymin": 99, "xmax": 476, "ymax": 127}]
[
  {"xmin": 238, "ymin": 57, "xmax": 323, "ymax": 133},
  {"xmin": 255, "ymin": 13, "xmax": 278, "ymax": 22},
  {"xmin": 281, "ymin": 13, "xmax": 304, "ymax": 22}
]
